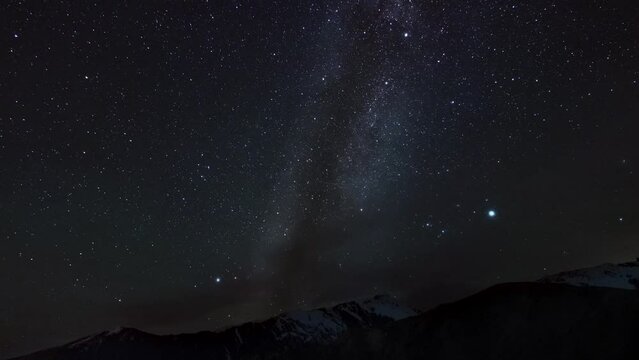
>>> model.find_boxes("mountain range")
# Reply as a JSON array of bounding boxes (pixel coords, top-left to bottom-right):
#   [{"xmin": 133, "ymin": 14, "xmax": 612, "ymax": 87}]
[
  {"xmin": 7, "ymin": 295, "xmax": 416, "ymax": 360},
  {"xmin": 8, "ymin": 259, "xmax": 639, "ymax": 360}
]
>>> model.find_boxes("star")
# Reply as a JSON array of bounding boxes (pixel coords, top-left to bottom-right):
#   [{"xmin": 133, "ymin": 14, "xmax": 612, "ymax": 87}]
[
  {"xmin": 215, "ymin": 277, "xmax": 222, "ymax": 283},
  {"xmin": 488, "ymin": 210, "xmax": 497, "ymax": 218}
]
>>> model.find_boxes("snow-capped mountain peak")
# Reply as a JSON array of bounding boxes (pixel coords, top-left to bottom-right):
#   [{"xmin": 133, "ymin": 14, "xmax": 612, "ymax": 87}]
[
  {"xmin": 539, "ymin": 259, "xmax": 639, "ymax": 289},
  {"xmin": 65, "ymin": 327, "xmax": 152, "ymax": 350},
  {"xmin": 268, "ymin": 294, "xmax": 418, "ymax": 343},
  {"xmin": 357, "ymin": 294, "xmax": 419, "ymax": 320}
]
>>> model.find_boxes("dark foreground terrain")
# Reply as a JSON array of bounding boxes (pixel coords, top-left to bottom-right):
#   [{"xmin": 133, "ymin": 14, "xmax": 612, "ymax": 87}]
[
  {"xmin": 10, "ymin": 261, "xmax": 639, "ymax": 360},
  {"xmin": 305, "ymin": 283, "xmax": 639, "ymax": 360}
]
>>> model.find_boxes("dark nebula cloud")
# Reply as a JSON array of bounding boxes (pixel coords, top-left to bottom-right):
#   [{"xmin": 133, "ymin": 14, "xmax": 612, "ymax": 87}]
[{"xmin": 1, "ymin": 0, "xmax": 638, "ymax": 357}]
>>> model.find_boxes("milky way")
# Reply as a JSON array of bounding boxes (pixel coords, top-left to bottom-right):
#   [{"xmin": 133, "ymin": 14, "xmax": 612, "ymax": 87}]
[{"xmin": 1, "ymin": 1, "xmax": 638, "ymax": 357}]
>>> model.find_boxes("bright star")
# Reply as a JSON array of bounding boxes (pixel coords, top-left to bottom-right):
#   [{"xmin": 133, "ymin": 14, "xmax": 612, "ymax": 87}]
[
  {"xmin": 215, "ymin": 277, "xmax": 221, "ymax": 283},
  {"xmin": 488, "ymin": 210, "xmax": 496, "ymax": 218},
  {"xmin": 403, "ymin": 32, "xmax": 409, "ymax": 38}
]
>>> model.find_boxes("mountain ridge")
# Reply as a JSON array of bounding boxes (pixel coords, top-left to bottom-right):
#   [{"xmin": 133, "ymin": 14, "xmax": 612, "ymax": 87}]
[
  {"xmin": 539, "ymin": 259, "xmax": 639, "ymax": 289},
  {"xmin": 10, "ymin": 260, "xmax": 639, "ymax": 360},
  {"xmin": 7, "ymin": 294, "xmax": 417, "ymax": 360}
]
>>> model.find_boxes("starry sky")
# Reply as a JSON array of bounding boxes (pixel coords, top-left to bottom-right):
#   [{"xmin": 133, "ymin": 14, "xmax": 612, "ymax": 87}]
[{"xmin": 1, "ymin": 0, "xmax": 638, "ymax": 357}]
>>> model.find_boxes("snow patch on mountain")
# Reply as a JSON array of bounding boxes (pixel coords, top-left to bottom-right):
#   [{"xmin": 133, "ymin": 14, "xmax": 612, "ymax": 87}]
[
  {"xmin": 66, "ymin": 327, "xmax": 149, "ymax": 349},
  {"xmin": 358, "ymin": 295, "xmax": 418, "ymax": 320},
  {"xmin": 540, "ymin": 259, "xmax": 639, "ymax": 289},
  {"xmin": 269, "ymin": 294, "xmax": 418, "ymax": 343}
]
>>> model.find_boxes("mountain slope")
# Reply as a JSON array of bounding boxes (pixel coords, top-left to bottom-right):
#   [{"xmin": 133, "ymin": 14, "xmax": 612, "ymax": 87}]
[
  {"xmin": 8, "ymin": 295, "xmax": 417, "ymax": 360},
  {"xmin": 539, "ymin": 259, "xmax": 639, "ymax": 289},
  {"xmin": 307, "ymin": 282, "xmax": 639, "ymax": 360}
]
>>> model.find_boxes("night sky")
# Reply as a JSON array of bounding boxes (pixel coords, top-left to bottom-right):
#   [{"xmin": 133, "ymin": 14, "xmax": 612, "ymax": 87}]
[{"xmin": 1, "ymin": 0, "xmax": 638, "ymax": 357}]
